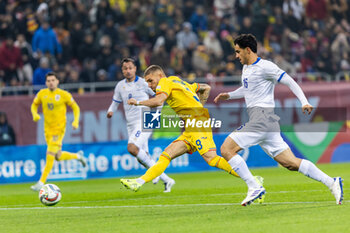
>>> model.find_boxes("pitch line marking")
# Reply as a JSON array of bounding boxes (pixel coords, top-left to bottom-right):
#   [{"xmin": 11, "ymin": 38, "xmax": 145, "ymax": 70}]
[
  {"xmin": 0, "ymin": 200, "xmax": 349, "ymax": 210},
  {"xmin": 1, "ymin": 188, "xmax": 348, "ymax": 208},
  {"xmin": 41, "ymin": 187, "xmax": 350, "ymax": 204}
]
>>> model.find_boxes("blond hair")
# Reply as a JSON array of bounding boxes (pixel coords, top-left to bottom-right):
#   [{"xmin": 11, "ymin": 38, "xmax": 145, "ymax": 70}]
[{"xmin": 144, "ymin": 65, "xmax": 164, "ymax": 77}]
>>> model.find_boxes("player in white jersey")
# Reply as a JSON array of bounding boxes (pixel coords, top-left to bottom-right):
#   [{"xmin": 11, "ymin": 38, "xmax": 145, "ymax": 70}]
[
  {"xmin": 107, "ymin": 58, "xmax": 175, "ymax": 192},
  {"xmin": 215, "ymin": 34, "xmax": 343, "ymax": 205}
]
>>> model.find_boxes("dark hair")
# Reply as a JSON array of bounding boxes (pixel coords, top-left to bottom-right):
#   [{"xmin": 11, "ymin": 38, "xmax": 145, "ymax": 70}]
[
  {"xmin": 121, "ymin": 58, "xmax": 136, "ymax": 67},
  {"xmin": 144, "ymin": 65, "xmax": 164, "ymax": 77},
  {"xmin": 234, "ymin": 34, "xmax": 257, "ymax": 53},
  {"xmin": 45, "ymin": 72, "xmax": 58, "ymax": 80}
]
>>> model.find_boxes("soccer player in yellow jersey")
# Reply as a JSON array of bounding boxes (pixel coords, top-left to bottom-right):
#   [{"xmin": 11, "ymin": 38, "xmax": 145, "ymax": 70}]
[
  {"xmin": 30, "ymin": 72, "xmax": 87, "ymax": 191},
  {"xmin": 120, "ymin": 65, "xmax": 264, "ymax": 203}
]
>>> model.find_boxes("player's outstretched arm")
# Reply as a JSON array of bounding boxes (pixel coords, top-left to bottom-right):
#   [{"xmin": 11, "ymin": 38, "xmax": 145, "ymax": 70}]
[
  {"xmin": 279, "ymin": 74, "xmax": 313, "ymax": 115},
  {"xmin": 214, "ymin": 86, "xmax": 244, "ymax": 103},
  {"xmin": 197, "ymin": 83, "xmax": 211, "ymax": 105},
  {"xmin": 214, "ymin": 93, "xmax": 230, "ymax": 103},
  {"xmin": 128, "ymin": 93, "xmax": 167, "ymax": 107}
]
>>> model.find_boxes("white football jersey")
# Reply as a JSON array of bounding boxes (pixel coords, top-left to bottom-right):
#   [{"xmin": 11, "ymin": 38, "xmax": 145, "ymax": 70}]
[
  {"xmin": 112, "ymin": 76, "xmax": 155, "ymax": 126},
  {"xmin": 241, "ymin": 57, "xmax": 286, "ymax": 108}
]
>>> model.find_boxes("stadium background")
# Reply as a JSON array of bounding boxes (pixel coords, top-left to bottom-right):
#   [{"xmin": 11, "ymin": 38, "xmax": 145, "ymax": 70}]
[{"xmin": 0, "ymin": 0, "xmax": 350, "ymax": 184}]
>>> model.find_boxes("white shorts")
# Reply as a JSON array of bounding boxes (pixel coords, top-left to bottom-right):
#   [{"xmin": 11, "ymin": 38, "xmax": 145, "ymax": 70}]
[
  {"xmin": 127, "ymin": 125, "xmax": 152, "ymax": 152},
  {"xmin": 229, "ymin": 108, "xmax": 289, "ymax": 158}
]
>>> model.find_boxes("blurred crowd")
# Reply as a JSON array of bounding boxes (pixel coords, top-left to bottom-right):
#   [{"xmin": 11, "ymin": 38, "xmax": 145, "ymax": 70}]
[{"xmin": 0, "ymin": 0, "xmax": 350, "ymax": 92}]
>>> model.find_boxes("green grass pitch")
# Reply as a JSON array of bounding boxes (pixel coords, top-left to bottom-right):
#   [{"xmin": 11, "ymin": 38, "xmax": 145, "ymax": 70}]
[{"xmin": 1, "ymin": 163, "xmax": 349, "ymax": 233}]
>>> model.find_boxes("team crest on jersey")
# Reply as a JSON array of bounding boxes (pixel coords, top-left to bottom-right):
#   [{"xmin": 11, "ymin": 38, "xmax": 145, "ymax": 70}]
[{"xmin": 55, "ymin": 94, "xmax": 61, "ymax": 101}]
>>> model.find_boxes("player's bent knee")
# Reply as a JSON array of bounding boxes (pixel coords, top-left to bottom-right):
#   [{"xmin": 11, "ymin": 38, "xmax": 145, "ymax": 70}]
[
  {"xmin": 220, "ymin": 146, "xmax": 226, "ymax": 156},
  {"xmin": 220, "ymin": 144, "xmax": 229, "ymax": 156},
  {"xmin": 54, "ymin": 151, "xmax": 62, "ymax": 161},
  {"xmin": 220, "ymin": 144, "xmax": 238, "ymax": 159},
  {"xmin": 47, "ymin": 145, "xmax": 60, "ymax": 160}
]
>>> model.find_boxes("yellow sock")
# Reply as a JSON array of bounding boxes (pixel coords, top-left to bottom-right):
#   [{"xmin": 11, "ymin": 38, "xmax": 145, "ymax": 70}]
[
  {"xmin": 39, "ymin": 154, "xmax": 55, "ymax": 183},
  {"xmin": 59, "ymin": 151, "xmax": 78, "ymax": 160},
  {"xmin": 140, "ymin": 152, "xmax": 171, "ymax": 183},
  {"xmin": 208, "ymin": 156, "xmax": 240, "ymax": 177}
]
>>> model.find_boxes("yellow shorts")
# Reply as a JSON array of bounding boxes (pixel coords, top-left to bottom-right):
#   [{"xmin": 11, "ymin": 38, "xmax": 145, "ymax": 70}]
[
  {"xmin": 45, "ymin": 132, "xmax": 64, "ymax": 154},
  {"xmin": 174, "ymin": 130, "xmax": 216, "ymax": 155}
]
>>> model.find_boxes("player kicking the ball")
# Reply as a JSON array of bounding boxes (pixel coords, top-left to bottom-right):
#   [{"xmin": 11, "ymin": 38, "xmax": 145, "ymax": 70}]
[
  {"xmin": 214, "ymin": 34, "xmax": 343, "ymax": 205},
  {"xmin": 120, "ymin": 64, "xmax": 265, "ymax": 205},
  {"xmin": 107, "ymin": 58, "xmax": 175, "ymax": 192}
]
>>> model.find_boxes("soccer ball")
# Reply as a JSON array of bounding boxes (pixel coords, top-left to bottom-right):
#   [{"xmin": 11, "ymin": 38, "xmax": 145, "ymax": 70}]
[{"xmin": 39, "ymin": 184, "xmax": 62, "ymax": 206}]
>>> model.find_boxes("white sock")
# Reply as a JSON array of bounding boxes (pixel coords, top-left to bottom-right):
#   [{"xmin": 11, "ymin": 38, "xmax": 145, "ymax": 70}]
[
  {"xmin": 298, "ymin": 159, "xmax": 334, "ymax": 188},
  {"xmin": 228, "ymin": 155, "xmax": 259, "ymax": 189},
  {"xmin": 136, "ymin": 149, "xmax": 171, "ymax": 183},
  {"xmin": 136, "ymin": 149, "xmax": 155, "ymax": 168},
  {"xmin": 159, "ymin": 173, "xmax": 172, "ymax": 183},
  {"xmin": 136, "ymin": 178, "xmax": 145, "ymax": 185}
]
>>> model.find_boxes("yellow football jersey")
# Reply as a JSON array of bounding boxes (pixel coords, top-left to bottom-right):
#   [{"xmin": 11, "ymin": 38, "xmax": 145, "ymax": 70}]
[
  {"xmin": 32, "ymin": 88, "xmax": 76, "ymax": 134},
  {"xmin": 156, "ymin": 76, "xmax": 208, "ymax": 119},
  {"xmin": 156, "ymin": 76, "xmax": 215, "ymax": 154}
]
